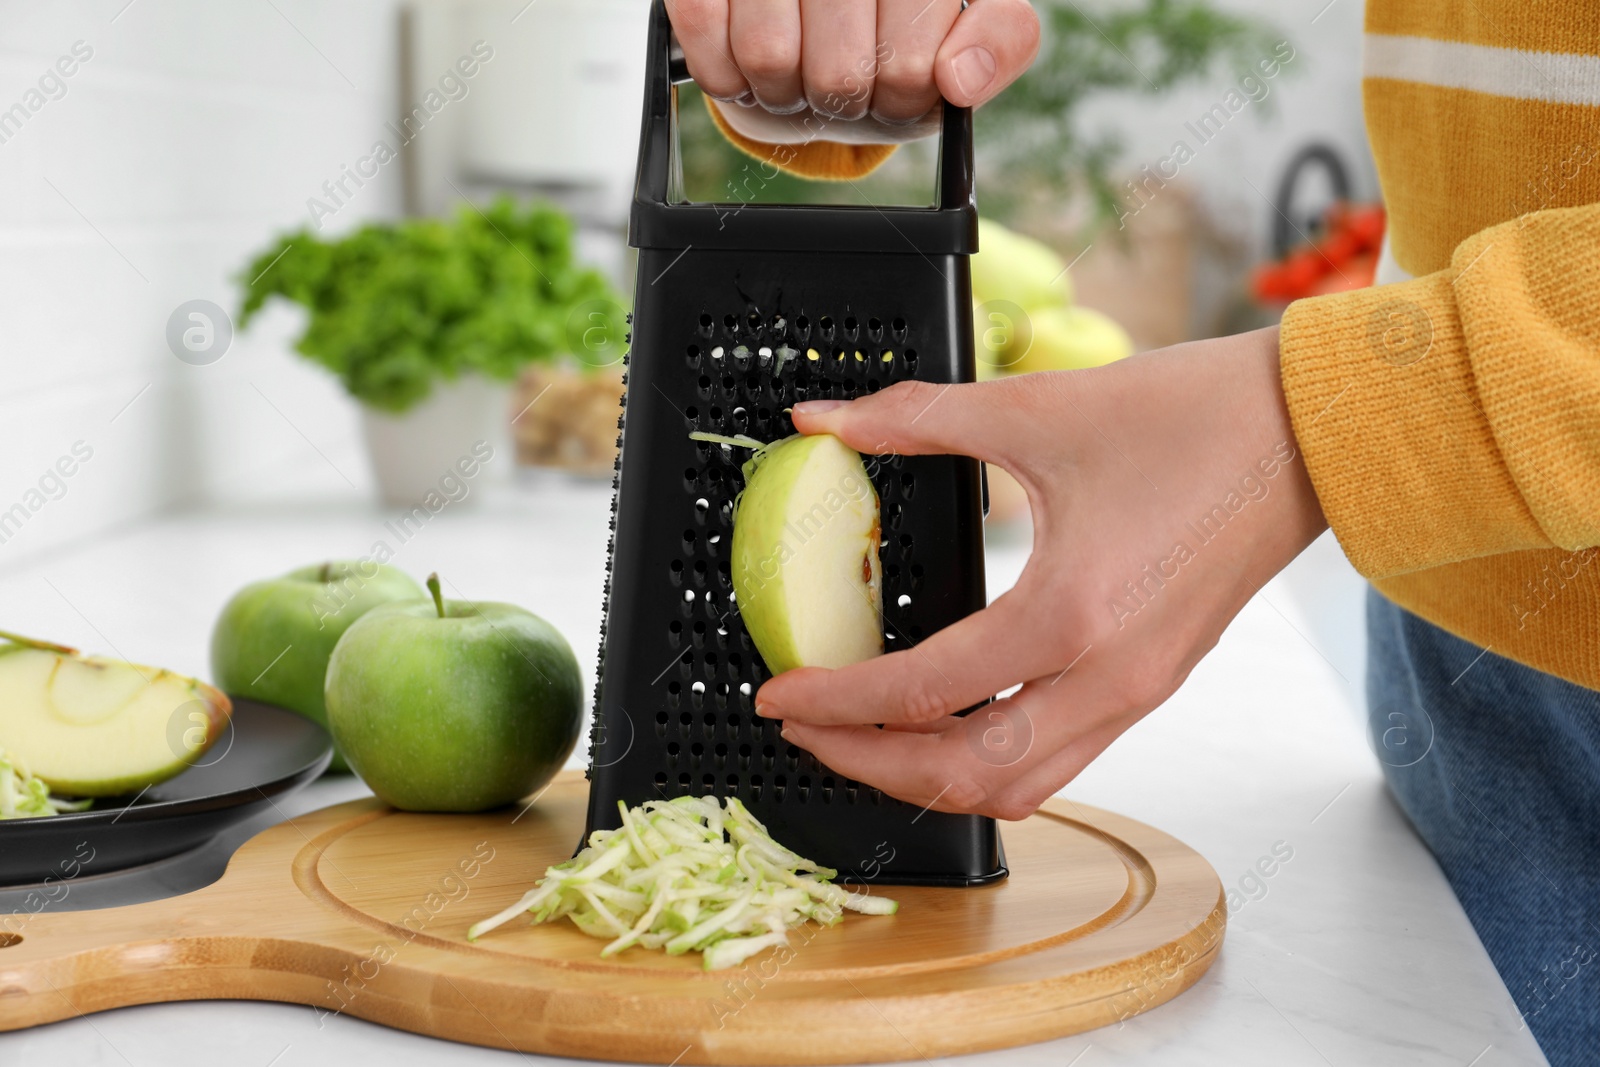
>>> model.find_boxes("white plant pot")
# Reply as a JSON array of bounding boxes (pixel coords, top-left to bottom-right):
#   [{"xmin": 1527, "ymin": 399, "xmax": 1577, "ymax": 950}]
[{"xmin": 360, "ymin": 376, "xmax": 511, "ymax": 507}]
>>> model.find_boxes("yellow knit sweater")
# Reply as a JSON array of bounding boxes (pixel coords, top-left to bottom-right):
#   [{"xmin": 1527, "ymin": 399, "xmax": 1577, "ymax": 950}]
[{"xmin": 706, "ymin": 1, "xmax": 1600, "ymax": 691}]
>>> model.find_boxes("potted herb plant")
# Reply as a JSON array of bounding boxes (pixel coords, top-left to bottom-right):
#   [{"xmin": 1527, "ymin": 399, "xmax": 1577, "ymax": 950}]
[{"xmin": 238, "ymin": 197, "xmax": 627, "ymax": 504}]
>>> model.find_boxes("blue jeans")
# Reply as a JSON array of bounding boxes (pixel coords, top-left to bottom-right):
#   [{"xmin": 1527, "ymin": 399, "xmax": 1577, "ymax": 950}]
[{"xmin": 1367, "ymin": 589, "xmax": 1600, "ymax": 1065}]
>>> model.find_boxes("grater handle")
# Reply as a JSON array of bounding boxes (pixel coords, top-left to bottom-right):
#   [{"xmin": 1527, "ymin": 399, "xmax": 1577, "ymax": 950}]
[{"xmin": 631, "ymin": 0, "xmax": 977, "ymax": 252}]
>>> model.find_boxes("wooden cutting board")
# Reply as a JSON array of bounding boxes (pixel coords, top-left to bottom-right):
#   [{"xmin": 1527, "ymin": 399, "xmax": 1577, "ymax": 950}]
[{"xmin": 0, "ymin": 772, "xmax": 1225, "ymax": 1064}]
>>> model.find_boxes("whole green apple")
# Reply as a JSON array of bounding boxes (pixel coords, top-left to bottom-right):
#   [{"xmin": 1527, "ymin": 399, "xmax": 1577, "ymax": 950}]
[
  {"xmin": 324, "ymin": 574, "xmax": 584, "ymax": 812},
  {"xmin": 210, "ymin": 561, "xmax": 423, "ymax": 771}
]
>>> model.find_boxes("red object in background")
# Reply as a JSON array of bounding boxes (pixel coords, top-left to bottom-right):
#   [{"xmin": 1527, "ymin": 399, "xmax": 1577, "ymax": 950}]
[{"xmin": 1252, "ymin": 203, "xmax": 1386, "ymax": 303}]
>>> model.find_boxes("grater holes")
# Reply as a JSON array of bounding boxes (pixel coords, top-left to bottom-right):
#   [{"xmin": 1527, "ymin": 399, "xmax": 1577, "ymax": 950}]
[
  {"xmin": 722, "ymin": 313, "xmax": 738, "ymax": 335},
  {"xmin": 900, "ymin": 472, "xmax": 916, "ymax": 500},
  {"xmin": 843, "ymin": 315, "xmax": 859, "ymax": 340},
  {"xmin": 655, "ymin": 710, "xmax": 669, "ymax": 736},
  {"xmin": 909, "ymin": 562, "xmax": 925, "ymax": 592},
  {"xmin": 686, "ymin": 343, "xmax": 701, "ymax": 368},
  {"xmin": 666, "ymin": 681, "xmax": 681, "ymax": 708},
  {"xmin": 822, "ymin": 776, "xmax": 835, "ymax": 802},
  {"xmin": 797, "ymin": 776, "xmax": 811, "ymax": 802},
  {"xmin": 867, "ymin": 317, "xmax": 883, "ymax": 341},
  {"xmin": 679, "ymin": 773, "xmax": 692, "ymax": 794},
  {"xmin": 692, "ymin": 559, "xmax": 709, "ymax": 586},
  {"xmin": 668, "ymin": 620, "xmax": 683, "ymax": 647},
  {"xmin": 667, "ymin": 740, "xmax": 681, "ymax": 764},
  {"xmin": 714, "ymin": 741, "xmax": 728, "ymax": 767},
  {"xmin": 738, "ymin": 743, "xmax": 752, "ymax": 770},
  {"xmin": 897, "ymin": 594, "xmax": 912, "ymax": 609},
  {"xmin": 774, "ymin": 776, "xmax": 787, "ymax": 803},
  {"xmin": 703, "ymin": 773, "xmax": 717, "ymax": 793},
  {"xmin": 655, "ymin": 771, "xmax": 668, "ymax": 793},
  {"xmin": 693, "ymin": 497, "xmax": 710, "ymax": 523},
  {"xmin": 891, "ymin": 316, "xmax": 907, "ymax": 339},
  {"xmin": 699, "ymin": 312, "xmax": 714, "ymax": 336},
  {"xmin": 818, "ymin": 315, "xmax": 835, "ymax": 341},
  {"xmin": 785, "ymin": 744, "xmax": 802, "ymax": 771},
  {"xmin": 669, "ymin": 559, "xmax": 685, "ymax": 585}
]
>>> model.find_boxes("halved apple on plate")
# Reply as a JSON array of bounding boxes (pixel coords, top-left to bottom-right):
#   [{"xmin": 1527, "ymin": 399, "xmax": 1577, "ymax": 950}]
[
  {"xmin": 726, "ymin": 433, "xmax": 885, "ymax": 675},
  {"xmin": 0, "ymin": 633, "xmax": 232, "ymax": 797}
]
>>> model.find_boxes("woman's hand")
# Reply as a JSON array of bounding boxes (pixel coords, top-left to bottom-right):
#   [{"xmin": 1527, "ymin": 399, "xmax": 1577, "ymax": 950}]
[
  {"xmin": 756, "ymin": 327, "xmax": 1329, "ymax": 820},
  {"xmin": 665, "ymin": 0, "xmax": 1041, "ymax": 144}
]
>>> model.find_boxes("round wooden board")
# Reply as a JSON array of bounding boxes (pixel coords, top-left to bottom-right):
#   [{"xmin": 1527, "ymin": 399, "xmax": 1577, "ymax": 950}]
[{"xmin": 0, "ymin": 772, "xmax": 1226, "ymax": 1064}]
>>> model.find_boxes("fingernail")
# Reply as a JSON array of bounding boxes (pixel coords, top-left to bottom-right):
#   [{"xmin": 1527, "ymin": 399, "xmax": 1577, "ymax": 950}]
[
  {"xmin": 731, "ymin": 89, "xmax": 758, "ymax": 107},
  {"xmin": 793, "ymin": 399, "xmax": 845, "ymax": 416},
  {"xmin": 949, "ymin": 46, "xmax": 997, "ymax": 101},
  {"xmin": 755, "ymin": 702, "xmax": 778, "ymax": 718}
]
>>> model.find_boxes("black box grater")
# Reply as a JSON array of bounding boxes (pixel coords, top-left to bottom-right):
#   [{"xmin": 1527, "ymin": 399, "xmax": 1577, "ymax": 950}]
[{"xmin": 583, "ymin": 0, "xmax": 1006, "ymax": 887}]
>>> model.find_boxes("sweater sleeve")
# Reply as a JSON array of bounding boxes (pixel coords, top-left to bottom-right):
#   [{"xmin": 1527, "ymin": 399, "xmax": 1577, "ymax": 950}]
[
  {"xmin": 702, "ymin": 96, "xmax": 897, "ymax": 180},
  {"xmin": 1280, "ymin": 202, "xmax": 1600, "ymax": 578}
]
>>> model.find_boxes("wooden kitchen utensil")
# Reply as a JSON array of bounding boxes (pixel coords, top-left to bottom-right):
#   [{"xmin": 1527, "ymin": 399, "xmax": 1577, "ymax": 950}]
[{"xmin": 0, "ymin": 773, "xmax": 1225, "ymax": 1064}]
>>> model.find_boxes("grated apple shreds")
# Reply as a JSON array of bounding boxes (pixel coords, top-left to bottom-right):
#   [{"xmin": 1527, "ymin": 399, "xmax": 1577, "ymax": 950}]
[
  {"xmin": 0, "ymin": 750, "xmax": 92, "ymax": 819},
  {"xmin": 466, "ymin": 795, "xmax": 896, "ymax": 970}
]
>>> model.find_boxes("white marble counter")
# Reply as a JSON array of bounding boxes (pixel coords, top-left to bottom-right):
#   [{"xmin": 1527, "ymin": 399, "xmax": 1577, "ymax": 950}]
[{"xmin": 0, "ymin": 480, "xmax": 1544, "ymax": 1065}]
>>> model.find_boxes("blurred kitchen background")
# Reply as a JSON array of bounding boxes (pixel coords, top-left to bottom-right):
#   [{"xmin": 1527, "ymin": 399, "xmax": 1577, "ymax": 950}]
[{"xmin": 0, "ymin": 0, "xmax": 1372, "ymax": 687}]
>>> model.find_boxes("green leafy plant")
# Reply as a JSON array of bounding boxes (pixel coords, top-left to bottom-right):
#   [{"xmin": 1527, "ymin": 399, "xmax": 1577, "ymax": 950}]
[
  {"xmin": 238, "ymin": 198, "xmax": 627, "ymax": 414},
  {"xmin": 677, "ymin": 0, "xmax": 1283, "ymax": 229}
]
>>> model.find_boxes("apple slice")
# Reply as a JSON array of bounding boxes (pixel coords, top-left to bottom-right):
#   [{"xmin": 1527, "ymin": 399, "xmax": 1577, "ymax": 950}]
[
  {"xmin": 0, "ymin": 635, "xmax": 232, "ymax": 797},
  {"xmin": 722, "ymin": 433, "xmax": 884, "ymax": 675}
]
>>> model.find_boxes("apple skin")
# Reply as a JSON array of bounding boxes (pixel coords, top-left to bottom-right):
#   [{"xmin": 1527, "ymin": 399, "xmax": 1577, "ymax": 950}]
[
  {"xmin": 324, "ymin": 599, "xmax": 584, "ymax": 813},
  {"xmin": 971, "ymin": 218, "xmax": 1074, "ymax": 310},
  {"xmin": 1007, "ymin": 306, "xmax": 1133, "ymax": 375},
  {"xmin": 210, "ymin": 562, "xmax": 423, "ymax": 772}
]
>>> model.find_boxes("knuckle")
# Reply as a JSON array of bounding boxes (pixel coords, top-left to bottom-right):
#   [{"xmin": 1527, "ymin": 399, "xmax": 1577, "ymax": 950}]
[
  {"xmin": 900, "ymin": 673, "xmax": 954, "ymax": 723},
  {"xmin": 806, "ymin": 68, "xmax": 872, "ymax": 114},
  {"xmin": 941, "ymin": 777, "xmax": 992, "ymax": 814},
  {"xmin": 733, "ymin": 28, "xmax": 799, "ymax": 80},
  {"xmin": 1119, "ymin": 659, "xmax": 1176, "ymax": 712},
  {"xmin": 872, "ymin": 53, "xmax": 936, "ymax": 101},
  {"xmin": 667, "ymin": 0, "xmax": 719, "ymax": 30}
]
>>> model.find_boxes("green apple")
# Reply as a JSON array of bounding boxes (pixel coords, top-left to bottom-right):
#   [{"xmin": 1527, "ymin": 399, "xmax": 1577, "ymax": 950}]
[
  {"xmin": 324, "ymin": 574, "xmax": 583, "ymax": 813},
  {"xmin": 210, "ymin": 561, "xmax": 423, "ymax": 771},
  {"xmin": 0, "ymin": 630, "xmax": 231, "ymax": 797},
  {"xmin": 971, "ymin": 217, "xmax": 1074, "ymax": 310},
  {"xmin": 1008, "ymin": 305, "xmax": 1133, "ymax": 375},
  {"xmin": 730, "ymin": 434, "xmax": 883, "ymax": 675}
]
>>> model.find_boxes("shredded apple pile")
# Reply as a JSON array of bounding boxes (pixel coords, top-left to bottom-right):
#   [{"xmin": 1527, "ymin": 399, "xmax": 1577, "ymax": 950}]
[
  {"xmin": 0, "ymin": 750, "xmax": 91, "ymax": 819},
  {"xmin": 467, "ymin": 795, "xmax": 897, "ymax": 970}
]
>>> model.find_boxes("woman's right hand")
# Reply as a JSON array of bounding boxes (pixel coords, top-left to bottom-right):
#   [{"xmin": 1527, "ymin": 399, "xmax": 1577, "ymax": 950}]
[{"xmin": 665, "ymin": 0, "xmax": 1041, "ymax": 144}]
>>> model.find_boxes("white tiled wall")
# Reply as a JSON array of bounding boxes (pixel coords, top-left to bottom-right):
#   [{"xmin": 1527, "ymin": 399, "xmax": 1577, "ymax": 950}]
[{"xmin": 0, "ymin": 0, "xmax": 403, "ymax": 570}]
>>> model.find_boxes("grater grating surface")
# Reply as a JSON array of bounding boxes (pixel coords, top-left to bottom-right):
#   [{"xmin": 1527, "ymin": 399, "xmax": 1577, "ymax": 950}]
[{"xmin": 584, "ymin": 1, "xmax": 1005, "ymax": 886}]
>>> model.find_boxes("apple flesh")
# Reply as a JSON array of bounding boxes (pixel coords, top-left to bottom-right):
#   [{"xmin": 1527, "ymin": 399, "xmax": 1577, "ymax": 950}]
[
  {"xmin": 211, "ymin": 561, "xmax": 423, "ymax": 771},
  {"xmin": 0, "ymin": 641, "xmax": 231, "ymax": 796},
  {"xmin": 731, "ymin": 434, "xmax": 884, "ymax": 675},
  {"xmin": 324, "ymin": 576, "xmax": 584, "ymax": 813}
]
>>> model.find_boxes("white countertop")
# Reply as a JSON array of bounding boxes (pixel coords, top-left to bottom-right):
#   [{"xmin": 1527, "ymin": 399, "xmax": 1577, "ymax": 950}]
[{"xmin": 0, "ymin": 480, "xmax": 1544, "ymax": 1066}]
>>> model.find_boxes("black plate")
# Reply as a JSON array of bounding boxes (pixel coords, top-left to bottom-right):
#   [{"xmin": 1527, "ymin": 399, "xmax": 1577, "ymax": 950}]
[{"xmin": 0, "ymin": 700, "xmax": 331, "ymax": 885}]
